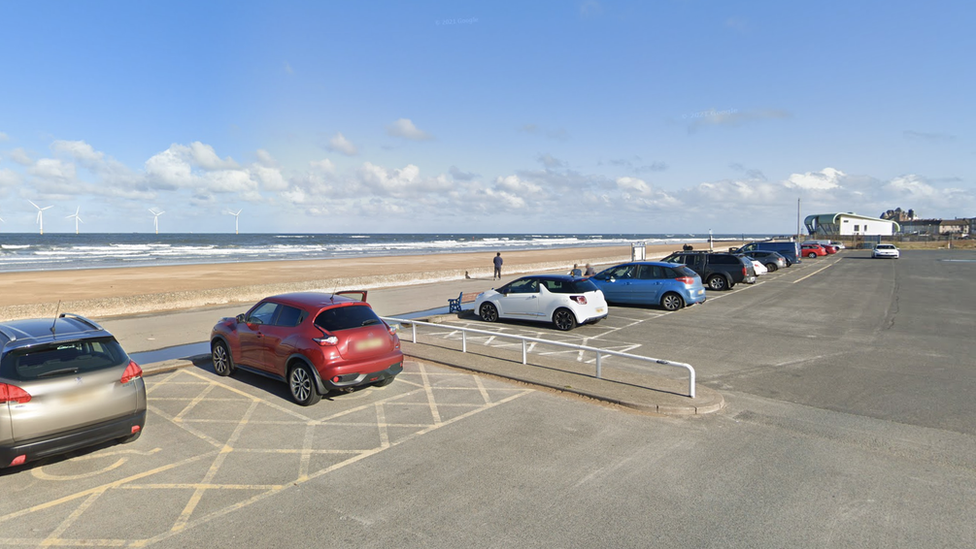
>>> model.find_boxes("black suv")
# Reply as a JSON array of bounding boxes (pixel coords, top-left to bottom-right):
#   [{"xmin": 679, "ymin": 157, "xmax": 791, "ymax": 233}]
[
  {"xmin": 660, "ymin": 251, "xmax": 757, "ymax": 291},
  {"xmin": 0, "ymin": 314, "xmax": 147, "ymax": 468}
]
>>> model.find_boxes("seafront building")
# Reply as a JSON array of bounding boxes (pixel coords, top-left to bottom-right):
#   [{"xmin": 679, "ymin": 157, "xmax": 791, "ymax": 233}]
[{"xmin": 804, "ymin": 212, "xmax": 899, "ymax": 237}]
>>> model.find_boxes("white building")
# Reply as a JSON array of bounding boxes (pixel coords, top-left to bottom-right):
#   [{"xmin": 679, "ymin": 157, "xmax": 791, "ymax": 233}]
[{"xmin": 804, "ymin": 212, "xmax": 900, "ymax": 236}]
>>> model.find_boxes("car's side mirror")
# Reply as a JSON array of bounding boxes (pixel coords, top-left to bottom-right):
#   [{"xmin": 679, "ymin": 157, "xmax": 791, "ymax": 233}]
[{"xmin": 236, "ymin": 313, "xmax": 246, "ymax": 323}]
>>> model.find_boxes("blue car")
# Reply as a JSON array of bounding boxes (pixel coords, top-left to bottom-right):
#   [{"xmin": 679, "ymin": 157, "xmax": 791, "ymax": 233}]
[{"xmin": 589, "ymin": 261, "xmax": 707, "ymax": 310}]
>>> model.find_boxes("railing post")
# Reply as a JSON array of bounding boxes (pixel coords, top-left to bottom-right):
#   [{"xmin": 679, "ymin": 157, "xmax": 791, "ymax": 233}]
[
  {"xmin": 411, "ymin": 323, "xmax": 417, "ymax": 343},
  {"xmin": 522, "ymin": 339, "xmax": 527, "ymax": 364},
  {"xmin": 462, "ymin": 331, "xmax": 467, "ymax": 353},
  {"xmin": 596, "ymin": 351, "xmax": 602, "ymax": 378}
]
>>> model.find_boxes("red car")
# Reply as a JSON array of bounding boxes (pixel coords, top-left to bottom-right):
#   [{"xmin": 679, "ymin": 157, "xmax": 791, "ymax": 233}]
[
  {"xmin": 210, "ymin": 292, "xmax": 402, "ymax": 405},
  {"xmin": 800, "ymin": 244, "xmax": 827, "ymax": 258},
  {"xmin": 822, "ymin": 244, "xmax": 838, "ymax": 254}
]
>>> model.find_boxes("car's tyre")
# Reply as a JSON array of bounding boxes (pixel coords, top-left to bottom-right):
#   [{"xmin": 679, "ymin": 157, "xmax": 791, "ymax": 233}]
[
  {"xmin": 807, "ymin": 252, "xmax": 817, "ymax": 258},
  {"xmin": 289, "ymin": 363, "xmax": 322, "ymax": 406},
  {"xmin": 211, "ymin": 341, "xmax": 235, "ymax": 376},
  {"xmin": 661, "ymin": 292, "xmax": 684, "ymax": 311},
  {"xmin": 373, "ymin": 376, "xmax": 396, "ymax": 387},
  {"xmin": 706, "ymin": 275, "xmax": 728, "ymax": 291},
  {"xmin": 552, "ymin": 308, "xmax": 577, "ymax": 331},
  {"xmin": 479, "ymin": 302, "xmax": 499, "ymax": 323},
  {"xmin": 765, "ymin": 263, "xmax": 778, "ymax": 272}
]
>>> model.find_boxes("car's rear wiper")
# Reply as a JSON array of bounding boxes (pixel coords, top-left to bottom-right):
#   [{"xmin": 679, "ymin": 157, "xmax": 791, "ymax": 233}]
[
  {"xmin": 38, "ymin": 367, "xmax": 80, "ymax": 378},
  {"xmin": 361, "ymin": 318, "xmax": 380, "ymax": 326}
]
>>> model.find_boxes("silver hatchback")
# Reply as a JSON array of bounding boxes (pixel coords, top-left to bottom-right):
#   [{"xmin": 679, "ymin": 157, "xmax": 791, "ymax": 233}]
[{"xmin": 0, "ymin": 314, "xmax": 147, "ymax": 469}]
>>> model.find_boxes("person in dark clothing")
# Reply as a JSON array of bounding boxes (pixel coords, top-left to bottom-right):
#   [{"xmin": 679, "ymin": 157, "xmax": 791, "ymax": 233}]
[{"xmin": 493, "ymin": 252, "xmax": 503, "ymax": 280}]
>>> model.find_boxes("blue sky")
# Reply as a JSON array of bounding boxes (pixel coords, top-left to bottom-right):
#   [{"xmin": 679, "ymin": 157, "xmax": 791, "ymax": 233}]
[{"xmin": 1, "ymin": 0, "xmax": 973, "ymax": 234}]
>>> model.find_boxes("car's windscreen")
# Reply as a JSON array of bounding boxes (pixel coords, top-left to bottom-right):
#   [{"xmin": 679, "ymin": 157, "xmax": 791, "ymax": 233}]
[
  {"xmin": 314, "ymin": 305, "xmax": 383, "ymax": 331},
  {"xmin": 543, "ymin": 279, "xmax": 600, "ymax": 293},
  {"xmin": 0, "ymin": 337, "xmax": 129, "ymax": 381}
]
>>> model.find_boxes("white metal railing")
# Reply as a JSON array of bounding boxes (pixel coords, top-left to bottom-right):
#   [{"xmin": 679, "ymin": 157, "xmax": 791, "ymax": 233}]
[{"xmin": 382, "ymin": 316, "xmax": 696, "ymax": 398}]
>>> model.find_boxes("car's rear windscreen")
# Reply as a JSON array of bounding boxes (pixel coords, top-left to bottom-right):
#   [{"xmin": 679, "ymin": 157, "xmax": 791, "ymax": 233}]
[
  {"xmin": 315, "ymin": 305, "xmax": 383, "ymax": 332},
  {"xmin": 1, "ymin": 337, "xmax": 129, "ymax": 381}
]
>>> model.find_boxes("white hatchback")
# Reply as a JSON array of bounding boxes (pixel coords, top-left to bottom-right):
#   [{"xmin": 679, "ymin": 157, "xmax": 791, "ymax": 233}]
[
  {"xmin": 872, "ymin": 243, "xmax": 900, "ymax": 259},
  {"xmin": 474, "ymin": 275, "xmax": 608, "ymax": 331}
]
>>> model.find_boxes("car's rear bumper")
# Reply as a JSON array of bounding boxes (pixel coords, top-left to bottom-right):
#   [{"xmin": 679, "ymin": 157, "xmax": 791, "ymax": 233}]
[
  {"xmin": 317, "ymin": 352, "xmax": 404, "ymax": 391},
  {"xmin": 1, "ymin": 410, "xmax": 147, "ymax": 468}
]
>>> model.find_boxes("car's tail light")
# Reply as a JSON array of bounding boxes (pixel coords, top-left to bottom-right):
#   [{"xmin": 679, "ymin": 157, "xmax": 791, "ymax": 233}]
[
  {"xmin": 121, "ymin": 361, "xmax": 143, "ymax": 384},
  {"xmin": 570, "ymin": 296, "xmax": 587, "ymax": 305},
  {"xmin": 743, "ymin": 266, "xmax": 748, "ymax": 276},
  {"xmin": 0, "ymin": 383, "xmax": 31, "ymax": 404},
  {"xmin": 314, "ymin": 336, "xmax": 339, "ymax": 345},
  {"xmin": 9, "ymin": 455, "xmax": 26, "ymax": 467},
  {"xmin": 131, "ymin": 425, "xmax": 141, "ymax": 435},
  {"xmin": 675, "ymin": 276, "xmax": 696, "ymax": 285}
]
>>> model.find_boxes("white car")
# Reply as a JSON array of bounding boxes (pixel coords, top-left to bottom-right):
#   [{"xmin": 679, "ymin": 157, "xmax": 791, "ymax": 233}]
[
  {"xmin": 872, "ymin": 243, "xmax": 900, "ymax": 259},
  {"xmin": 474, "ymin": 275, "xmax": 608, "ymax": 331}
]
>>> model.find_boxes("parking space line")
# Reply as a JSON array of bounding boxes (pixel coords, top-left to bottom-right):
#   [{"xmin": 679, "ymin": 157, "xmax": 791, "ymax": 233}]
[{"xmin": 792, "ymin": 262, "xmax": 837, "ymax": 283}]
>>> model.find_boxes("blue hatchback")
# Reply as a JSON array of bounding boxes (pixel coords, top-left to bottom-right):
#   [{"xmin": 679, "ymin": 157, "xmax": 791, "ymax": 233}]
[{"xmin": 589, "ymin": 261, "xmax": 707, "ymax": 310}]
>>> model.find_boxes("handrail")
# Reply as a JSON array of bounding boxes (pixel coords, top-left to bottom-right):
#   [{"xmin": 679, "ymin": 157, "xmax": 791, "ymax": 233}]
[{"xmin": 382, "ymin": 316, "xmax": 696, "ymax": 398}]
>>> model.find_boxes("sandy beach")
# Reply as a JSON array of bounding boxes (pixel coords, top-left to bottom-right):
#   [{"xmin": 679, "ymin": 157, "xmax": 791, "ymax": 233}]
[{"xmin": 0, "ymin": 242, "xmax": 738, "ymax": 320}]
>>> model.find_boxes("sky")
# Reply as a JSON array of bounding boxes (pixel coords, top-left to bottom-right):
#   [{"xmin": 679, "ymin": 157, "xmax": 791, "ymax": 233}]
[{"xmin": 0, "ymin": 0, "xmax": 973, "ymax": 235}]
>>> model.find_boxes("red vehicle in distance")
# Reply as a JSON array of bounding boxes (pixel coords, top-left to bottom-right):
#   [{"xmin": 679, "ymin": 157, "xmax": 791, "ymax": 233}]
[{"xmin": 800, "ymin": 243, "xmax": 828, "ymax": 258}]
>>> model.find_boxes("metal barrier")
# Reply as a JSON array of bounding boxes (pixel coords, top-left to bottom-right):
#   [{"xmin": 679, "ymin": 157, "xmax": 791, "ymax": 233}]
[{"xmin": 382, "ymin": 316, "xmax": 696, "ymax": 398}]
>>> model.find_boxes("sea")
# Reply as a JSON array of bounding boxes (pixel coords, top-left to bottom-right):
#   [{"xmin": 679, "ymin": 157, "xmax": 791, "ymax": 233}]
[{"xmin": 0, "ymin": 233, "xmax": 774, "ymax": 273}]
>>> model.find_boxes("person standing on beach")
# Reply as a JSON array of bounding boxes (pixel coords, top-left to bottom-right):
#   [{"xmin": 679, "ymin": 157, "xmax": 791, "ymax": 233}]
[{"xmin": 493, "ymin": 252, "xmax": 503, "ymax": 280}]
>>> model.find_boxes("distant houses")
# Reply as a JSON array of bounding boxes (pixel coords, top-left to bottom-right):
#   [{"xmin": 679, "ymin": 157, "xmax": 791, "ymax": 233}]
[{"xmin": 899, "ymin": 218, "xmax": 972, "ymax": 237}]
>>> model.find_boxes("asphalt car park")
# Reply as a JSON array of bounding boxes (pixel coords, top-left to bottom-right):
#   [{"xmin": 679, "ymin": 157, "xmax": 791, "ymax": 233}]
[{"xmin": 5, "ymin": 248, "xmax": 976, "ymax": 547}]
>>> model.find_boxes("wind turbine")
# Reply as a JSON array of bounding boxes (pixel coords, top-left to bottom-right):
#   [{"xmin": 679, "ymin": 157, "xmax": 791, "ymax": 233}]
[
  {"xmin": 28, "ymin": 200, "xmax": 53, "ymax": 235},
  {"xmin": 149, "ymin": 208, "xmax": 165, "ymax": 235},
  {"xmin": 227, "ymin": 209, "xmax": 242, "ymax": 235},
  {"xmin": 66, "ymin": 206, "xmax": 84, "ymax": 234}
]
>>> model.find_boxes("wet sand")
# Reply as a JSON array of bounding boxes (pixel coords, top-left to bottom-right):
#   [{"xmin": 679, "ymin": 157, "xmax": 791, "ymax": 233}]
[{"xmin": 0, "ymin": 242, "xmax": 737, "ymax": 320}]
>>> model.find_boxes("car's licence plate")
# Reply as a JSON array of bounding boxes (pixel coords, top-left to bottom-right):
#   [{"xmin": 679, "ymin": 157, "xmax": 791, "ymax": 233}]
[
  {"xmin": 355, "ymin": 338, "xmax": 385, "ymax": 351},
  {"xmin": 596, "ymin": 307, "xmax": 605, "ymax": 313}
]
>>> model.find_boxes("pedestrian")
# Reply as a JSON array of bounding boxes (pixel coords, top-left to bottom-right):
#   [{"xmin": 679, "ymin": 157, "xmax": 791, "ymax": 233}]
[
  {"xmin": 569, "ymin": 264, "xmax": 582, "ymax": 277},
  {"xmin": 584, "ymin": 264, "xmax": 596, "ymax": 277},
  {"xmin": 493, "ymin": 252, "xmax": 503, "ymax": 280}
]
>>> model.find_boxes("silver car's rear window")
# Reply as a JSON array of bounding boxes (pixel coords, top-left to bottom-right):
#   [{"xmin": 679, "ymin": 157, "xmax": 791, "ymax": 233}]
[{"xmin": 1, "ymin": 337, "xmax": 129, "ymax": 381}]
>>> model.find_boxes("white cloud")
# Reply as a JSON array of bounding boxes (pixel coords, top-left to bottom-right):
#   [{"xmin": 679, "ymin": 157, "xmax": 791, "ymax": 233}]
[
  {"xmin": 30, "ymin": 158, "xmax": 76, "ymax": 181},
  {"xmin": 0, "ymin": 132, "xmax": 8, "ymax": 141},
  {"xmin": 9, "ymin": 148, "xmax": 33, "ymax": 165},
  {"xmin": 252, "ymin": 164, "xmax": 287, "ymax": 191},
  {"xmin": 616, "ymin": 176, "xmax": 651, "ymax": 195},
  {"xmin": 784, "ymin": 167, "xmax": 845, "ymax": 190},
  {"xmin": 310, "ymin": 159, "xmax": 336, "ymax": 174},
  {"xmin": 0, "ymin": 168, "xmax": 19, "ymax": 188},
  {"xmin": 327, "ymin": 132, "xmax": 359, "ymax": 156},
  {"xmin": 255, "ymin": 149, "xmax": 278, "ymax": 167},
  {"xmin": 386, "ymin": 118, "xmax": 433, "ymax": 141},
  {"xmin": 52, "ymin": 140, "xmax": 104, "ymax": 165},
  {"xmin": 188, "ymin": 142, "xmax": 239, "ymax": 170}
]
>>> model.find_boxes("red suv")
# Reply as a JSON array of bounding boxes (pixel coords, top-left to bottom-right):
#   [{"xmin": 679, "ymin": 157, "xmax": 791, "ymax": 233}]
[{"xmin": 210, "ymin": 292, "xmax": 402, "ymax": 406}]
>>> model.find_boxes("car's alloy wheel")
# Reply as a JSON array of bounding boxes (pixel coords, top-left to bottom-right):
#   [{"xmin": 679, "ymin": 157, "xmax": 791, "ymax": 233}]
[
  {"xmin": 766, "ymin": 263, "xmax": 777, "ymax": 272},
  {"xmin": 661, "ymin": 292, "xmax": 684, "ymax": 311},
  {"xmin": 480, "ymin": 302, "xmax": 498, "ymax": 322},
  {"xmin": 289, "ymin": 363, "xmax": 322, "ymax": 406},
  {"xmin": 553, "ymin": 308, "xmax": 577, "ymax": 331},
  {"xmin": 707, "ymin": 275, "xmax": 728, "ymax": 291},
  {"xmin": 212, "ymin": 341, "xmax": 234, "ymax": 376},
  {"xmin": 808, "ymin": 252, "xmax": 817, "ymax": 258}
]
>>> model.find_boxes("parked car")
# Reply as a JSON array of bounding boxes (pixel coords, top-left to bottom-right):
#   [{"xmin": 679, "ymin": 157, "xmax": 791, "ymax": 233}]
[
  {"xmin": 474, "ymin": 275, "xmax": 608, "ymax": 331},
  {"xmin": 738, "ymin": 255, "xmax": 768, "ymax": 276},
  {"xmin": 0, "ymin": 313, "xmax": 147, "ymax": 469},
  {"xmin": 830, "ymin": 241, "xmax": 846, "ymax": 250},
  {"xmin": 741, "ymin": 250, "xmax": 787, "ymax": 272},
  {"xmin": 872, "ymin": 243, "xmax": 900, "ymax": 259},
  {"xmin": 660, "ymin": 251, "xmax": 757, "ymax": 291},
  {"xmin": 822, "ymin": 244, "xmax": 838, "ymax": 254},
  {"xmin": 732, "ymin": 241, "xmax": 801, "ymax": 265},
  {"xmin": 210, "ymin": 291, "xmax": 402, "ymax": 406},
  {"xmin": 800, "ymin": 243, "xmax": 827, "ymax": 258},
  {"xmin": 589, "ymin": 261, "xmax": 706, "ymax": 311}
]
